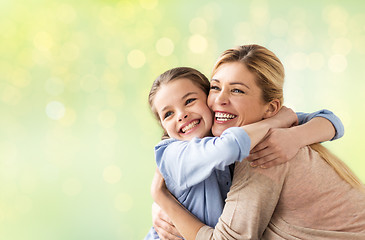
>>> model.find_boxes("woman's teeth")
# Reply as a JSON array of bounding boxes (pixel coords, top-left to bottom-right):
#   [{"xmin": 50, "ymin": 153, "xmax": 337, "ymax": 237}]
[
  {"xmin": 181, "ymin": 120, "xmax": 200, "ymax": 133},
  {"xmin": 215, "ymin": 112, "xmax": 236, "ymax": 122}
]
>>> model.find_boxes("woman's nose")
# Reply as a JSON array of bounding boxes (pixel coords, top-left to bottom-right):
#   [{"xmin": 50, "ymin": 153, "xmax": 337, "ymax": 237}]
[{"xmin": 215, "ymin": 91, "xmax": 229, "ymax": 105}]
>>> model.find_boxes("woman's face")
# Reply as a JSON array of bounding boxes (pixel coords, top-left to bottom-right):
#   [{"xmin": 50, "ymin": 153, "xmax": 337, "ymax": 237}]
[
  {"xmin": 153, "ymin": 78, "xmax": 213, "ymax": 141},
  {"xmin": 208, "ymin": 62, "xmax": 270, "ymax": 137}
]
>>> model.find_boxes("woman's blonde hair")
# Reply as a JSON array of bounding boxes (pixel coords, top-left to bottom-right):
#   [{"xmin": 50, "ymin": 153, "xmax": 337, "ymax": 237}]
[
  {"xmin": 214, "ymin": 44, "xmax": 364, "ymax": 190},
  {"xmin": 148, "ymin": 67, "xmax": 210, "ymax": 139}
]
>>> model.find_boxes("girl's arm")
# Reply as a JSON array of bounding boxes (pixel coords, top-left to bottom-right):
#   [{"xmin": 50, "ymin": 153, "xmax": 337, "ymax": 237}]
[
  {"xmin": 247, "ymin": 109, "xmax": 344, "ymax": 168},
  {"xmin": 157, "ymin": 107, "xmax": 297, "ymax": 190}
]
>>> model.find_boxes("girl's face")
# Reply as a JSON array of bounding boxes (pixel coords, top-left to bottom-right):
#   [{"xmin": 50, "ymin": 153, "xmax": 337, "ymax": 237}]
[
  {"xmin": 153, "ymin": 78, "xmax": 213, "ymax": 141},
  {"xmin": 208, "ymin": 62, "xmax": 270, "ymax": 137}
]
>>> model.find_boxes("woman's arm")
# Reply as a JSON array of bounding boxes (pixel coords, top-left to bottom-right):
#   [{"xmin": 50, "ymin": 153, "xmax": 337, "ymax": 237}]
[
  {"xmin": 152, "ymin": 158, "xmax": 286, "ymax": 239},
  {"xmin": 247, "ymin": 109, "xmax": 344, "ymax": 168},
  {"xmin": 156, "ymin": 107, "xmax": 297, "ymax": 190}
]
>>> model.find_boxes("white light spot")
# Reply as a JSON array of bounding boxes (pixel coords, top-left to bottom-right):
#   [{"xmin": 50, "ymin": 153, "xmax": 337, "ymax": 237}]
[
  {"xmin": 328, "ymin": 54, "xmax": 347, "ymax": 73},
  {"xmin": 188, "ymin": 34, "xmax": 207, "ymax": 54},
  {"xmin": 156, "ymin": 37, "xmax": 174, "ymax": 56},
  {"xmin": 103, "ymin": 165, "xmax": 122, "ymax": 184},
  {"xmin": 127, "ymin": 49, "xmax": 146, "ymax": 68},
  {"xmin": 46, "ymin": 101, "xmax": 65, "ymax": 120}
]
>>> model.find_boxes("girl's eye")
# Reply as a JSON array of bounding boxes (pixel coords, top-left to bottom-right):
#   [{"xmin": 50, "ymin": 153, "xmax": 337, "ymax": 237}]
[
  {"xmin": 164, "ymin": 111, "xmax": 173, "ymax": 119},
  {"xmin": 185, "ymin": 98, "xmax": 196, "ymax": 105},
  {"xmin": 232, "ymin": 88, "xmax": 245, "ymax": 94}
]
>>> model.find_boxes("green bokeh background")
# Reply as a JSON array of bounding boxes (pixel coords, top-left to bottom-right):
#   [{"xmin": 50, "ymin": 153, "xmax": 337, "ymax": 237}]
[{"xmin": 0, "ymin": 0, "xmax": 364, "ymax": 239}]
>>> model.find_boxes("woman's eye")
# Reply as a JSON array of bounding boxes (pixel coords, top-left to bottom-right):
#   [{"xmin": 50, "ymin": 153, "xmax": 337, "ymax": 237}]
[
  {"xmin": 232, "ymin": 88, "xmax": 245, "ymax": 94},
  {"xmin": 185, "ymin": 98, "xmax": 196, "ymax": 105},
  {"xmin": 164, "ymin": 111, "xmax": 173, "ymax": 119},
  {"xmin": 210, "ymin": 86, "xmax": 220, "ymax": 91}
]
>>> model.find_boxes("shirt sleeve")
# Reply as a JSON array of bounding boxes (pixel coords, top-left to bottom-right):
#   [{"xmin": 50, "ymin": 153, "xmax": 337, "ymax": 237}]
[
  {"xmin": 155, "ymin": 127, "xmax": 251, "ymax": 191},
  {"xmin": 196, "ymin": 161, "xmax": 288, "ymax": 240},
  {"xmin": 296, "ymin": 109, "xmax": 344, "ymax": 140}
]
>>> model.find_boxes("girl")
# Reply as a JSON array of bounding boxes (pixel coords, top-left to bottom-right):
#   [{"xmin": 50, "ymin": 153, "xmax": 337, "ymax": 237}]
[{"xmin": 145, "ymin": 66, "xmax": 344, "ymax": 239}]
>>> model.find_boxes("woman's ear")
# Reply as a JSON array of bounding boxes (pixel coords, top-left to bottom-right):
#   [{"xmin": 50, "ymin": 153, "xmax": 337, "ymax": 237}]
[{"xmin": 263, "ymin": 99, "xmax": 281, "ymax": 119}]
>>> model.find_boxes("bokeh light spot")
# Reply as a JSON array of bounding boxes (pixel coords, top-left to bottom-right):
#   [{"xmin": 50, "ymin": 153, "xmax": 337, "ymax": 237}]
[
  {"xmin": 103, "ymin": 165, "xmax": 122, "ymax": 184},
  {"xmin": 46, "ymin": 101, "xmax": 66, "ymax": 120},
  {"xmin": 59, "ymin": 108, "xmax": 77, "ymax": 126},
  {"xmin": 189, "ymin": 18, "xmax": 207, "ymax": 34},
  {"xmin": 33, "ymin": 31, "xmax": 54, "ymax": 52},
  {"xmin": 115, "ymin": 193, "xmax": 133, "ymax": 212},
  {"xmin": 62, "ymin": 178, "xmax": 82, "ymax": 196},
  {"xmin": 45, "ymin": 78, "xmax": 64, "ymax": 96},
  {"xmin": 80, "ymin": 74, "xmax": 99, "ymax": 92},
  {"xmin": 270, "ymin": 18, "xmax": 288, "ymax": 37},
  {"xmin": 98, "ymin": 110, "xmax": 116, "ymax": 128},
  {"xmin": 328, "ymin": 54, "xmax": 347, "ymax": 73},
  {"xmin": 127, "ymin": 49, "xmax": 146, "ymax": 68},
  {"xmin": 2, "ymin": 86, "xmax": 22, "ymax": 105},
  {"xmin": 287, "ymin": 52, "xmax": 307, "ymax": 71},
  {"xmin": 56, "ymin": 3, "xmax": 76, "ymax": 24},
  {"xmin": 188, "ymin": 34, "xmax": 208, "ymax": 54},
  {"xmin": 250, "ymin": 0, "xmax": 270, "ymax": 26},
  {"xmin": 60, "ymin": 42, "xmax": 80, "ymax": 62},
  {"xmin": 307, "ymin": 52, "xmax": 325, "ymax": 71},
  {"xmin": 156, "ymin": 37, "xmax": 174, "ymax": 56},
  {"xmin": 140, "ymin": 0, "xmax": 158, "ymax": 10},
  {"xmin": 332, "ymin": 38, "xmax": 352, "ymax": 55}
]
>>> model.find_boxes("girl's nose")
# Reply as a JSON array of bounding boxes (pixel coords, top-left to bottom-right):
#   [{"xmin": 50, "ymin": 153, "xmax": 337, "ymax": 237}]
[{"xmin": 178, "ymin": 114, "xmax": 188, "ymax": 122}]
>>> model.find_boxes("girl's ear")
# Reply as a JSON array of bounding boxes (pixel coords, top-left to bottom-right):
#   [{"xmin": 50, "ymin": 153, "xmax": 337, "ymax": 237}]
[{"xmin": 263, "ymin": 99, "xmax": 281, "ymax": 119}]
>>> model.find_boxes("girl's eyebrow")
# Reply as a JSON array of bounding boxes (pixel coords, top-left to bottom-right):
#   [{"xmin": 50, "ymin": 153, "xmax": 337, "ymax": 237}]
[
  {"xmin": 211, "ymin": 79, "xmax": 250, "ymax": 89},
  {"xmin": 182, "ymin": 91, "xmax": 198, "ymax": 99}
]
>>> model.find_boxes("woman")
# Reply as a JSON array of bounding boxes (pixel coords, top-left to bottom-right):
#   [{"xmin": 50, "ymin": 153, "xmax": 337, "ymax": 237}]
[{"xmin": 151, "ymin": 44, "xmax": 365, "ymax": 239}]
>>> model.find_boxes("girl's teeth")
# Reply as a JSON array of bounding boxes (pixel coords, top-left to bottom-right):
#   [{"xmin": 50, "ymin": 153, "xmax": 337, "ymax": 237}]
[{"xmin": 182, "ymin": 120, "xmax": 199, "ymax": 133}]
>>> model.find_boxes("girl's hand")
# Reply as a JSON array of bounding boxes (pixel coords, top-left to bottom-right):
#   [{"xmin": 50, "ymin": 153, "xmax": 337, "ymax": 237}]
[
  {"xmin": 272, "ymin": 106, "xmax": 298, "ymax": 128},
  {"xmin": 150, "ymin": 168, "xmax": 168, "ymax": 202},
  {"xmin": 152, "ymin": 202, "xmax": 182, "ymax": 240},
  {"xmin": 246, "ymin": 127, "xmax": 301, "ymax": 168}
]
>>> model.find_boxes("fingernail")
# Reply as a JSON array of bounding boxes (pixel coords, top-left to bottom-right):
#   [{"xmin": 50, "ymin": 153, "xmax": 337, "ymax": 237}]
[
  {"xmin": 250, "ymin": 162, "xmax": 257, "ymax": 168},
  {"xmin": 260, "ymin": 165, "xmax": 267, "ymax": 169}
]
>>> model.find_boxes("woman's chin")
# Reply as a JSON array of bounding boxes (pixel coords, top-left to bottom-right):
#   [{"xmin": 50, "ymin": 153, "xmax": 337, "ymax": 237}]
[{"xmin": 212, "ymin": 125, "xmax": 229, "ymax": 137}]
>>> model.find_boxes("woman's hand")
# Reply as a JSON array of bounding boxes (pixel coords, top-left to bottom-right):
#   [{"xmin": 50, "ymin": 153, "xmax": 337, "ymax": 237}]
[
  {"xmin": 152, "ymin": 202, "xmax": 182, "ymax": 240},
  {"xmin": 246, "ymin": 127, "xmax": 301, "ymax": 168},
  {"xmin": 151, "ymin": 169, "xmax": 182, "ymax": 239}
]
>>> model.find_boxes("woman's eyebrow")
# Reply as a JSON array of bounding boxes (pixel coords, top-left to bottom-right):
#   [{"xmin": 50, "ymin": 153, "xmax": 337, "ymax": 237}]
[{"xmin": 211, "ymin": 79, "xmax": 250, "ymax": 89}]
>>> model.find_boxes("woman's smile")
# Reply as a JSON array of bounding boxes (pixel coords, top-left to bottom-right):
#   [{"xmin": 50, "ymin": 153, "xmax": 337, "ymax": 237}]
[{"xmin": 214, "ymin": 111, "xmax": 237, "ymax": 123}]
